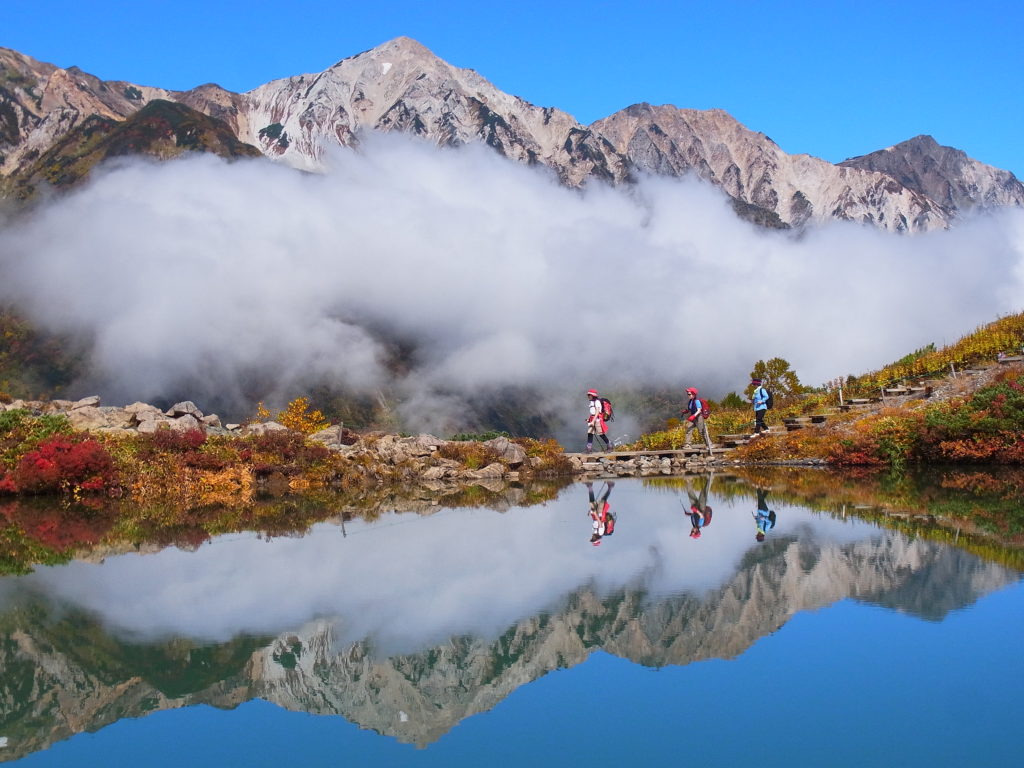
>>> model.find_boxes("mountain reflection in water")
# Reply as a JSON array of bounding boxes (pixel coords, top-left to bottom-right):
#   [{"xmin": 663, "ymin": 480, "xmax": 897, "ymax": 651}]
[{"xmin": 0, "ymin": 477, "xmax": 1020, "ymax": 760}]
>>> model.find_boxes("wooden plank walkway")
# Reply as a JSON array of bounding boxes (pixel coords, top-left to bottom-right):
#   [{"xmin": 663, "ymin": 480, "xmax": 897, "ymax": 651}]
[{"xmin": 565, "ymin": 447, "xmax": 729, "ymax": 460}]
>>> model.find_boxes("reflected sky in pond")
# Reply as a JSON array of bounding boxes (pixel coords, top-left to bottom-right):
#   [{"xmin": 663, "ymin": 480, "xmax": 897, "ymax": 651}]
[{"xmin": 1, "ymin": 476, "xmax": 1022, "ymax": 766}]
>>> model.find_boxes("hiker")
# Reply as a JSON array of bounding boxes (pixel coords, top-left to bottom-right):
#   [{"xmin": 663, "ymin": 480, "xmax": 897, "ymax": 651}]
[
  {"xmin": 587, "ymin": 481, "xmax": 616, "ymax": 545},
  {"xmin": 752, "ymin": 488, "xmax": 777, "ymax": 542},
  {"xmin": 682, "ymin": 387, "xmax": 714, "ymax": 454},
  {"xmin": 685, "ymin": 474, "xmax": 714, "ymax": 538},
  {"xmin": 751, "ymin": 378, "xmax": 769, "ymax": 435},
  {"xmin": 586, "ymin": 389, "xmax": 612, "ymax": 453}
]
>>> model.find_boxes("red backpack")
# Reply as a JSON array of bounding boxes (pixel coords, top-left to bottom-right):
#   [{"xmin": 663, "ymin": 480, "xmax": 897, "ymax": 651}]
[{"xmin": 600, "ymin": 397, "xmax": 614, "ymax": 421}]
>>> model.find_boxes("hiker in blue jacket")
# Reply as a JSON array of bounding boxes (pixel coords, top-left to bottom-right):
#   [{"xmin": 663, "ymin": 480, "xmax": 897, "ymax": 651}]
[
  {"xmin": 751, "ymin": 378, "xmax": 769, "ymax": 435},
  {"xmin": 753, "ymin": 488, "xmax": 776, "ymax": 542}
]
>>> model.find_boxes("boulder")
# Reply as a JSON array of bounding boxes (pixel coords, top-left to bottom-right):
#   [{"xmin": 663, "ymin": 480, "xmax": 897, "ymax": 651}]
[
  {"xmin": 420, "ymin": 466, "xmax": 449, "ymax": 481},
  {"xmin": 166, "ymin": 401, "xmax": 204, "ymax": 418},
  {"xmin": 126, "ymin": 402, "xmax": 163, "ymax": 418},
  {"xmin": 243, "ymin": 421, "xmax": 288, "ymax": 436},
  {"xmin": 464, "ymin": 462, "xmax": 506, "ymax": 479},
  {"xmin": 170, "ymin": 414, "xmax": 203, "ymax": 432},
  {"xmin": 65, "ymin": 406, "xmax": 111, "ymax": 431},
  {"xmin": 72, "ymin": 395, "xmax": 101, "ymax": 409},
  {"xmin": 42, "ymin": 399, "xmax": 75, "ymax": 413},
  {"xmin": 483, "ymin": 436, "xmax": 527, "ymax": 467},
  {"xmin": 137, "ymin": 417, "xmax": 176, "ymax": 434},
  {"xmin": 411, "ymin": 434, "xmax": 444, "ymax": 454},
  {"xmin": 99, "ymin": 406, "xmax": 134, "ymax": 429},
  {"xmin": 309, "ymin": 424, "xmax": 344, "ymax": 447},
  {"xmin": 201, "ymin": 414, "xmax": 222, "ymax": 428}
]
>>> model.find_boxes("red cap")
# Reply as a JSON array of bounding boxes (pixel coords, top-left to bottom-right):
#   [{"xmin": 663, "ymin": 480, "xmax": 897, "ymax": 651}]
[
  {"xmin": 686, "ymin": 387, "xmax": 698, "ymax": 396},
  {"xmin": 587, "ymin": 389, "xmax": 598, "ymax": 397}
]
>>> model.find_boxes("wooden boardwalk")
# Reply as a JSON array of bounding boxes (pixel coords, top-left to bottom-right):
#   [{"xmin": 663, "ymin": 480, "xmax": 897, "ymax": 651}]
[{"xmin": 565, "ymin": 447, "xmax": 729, "ymax": 460}]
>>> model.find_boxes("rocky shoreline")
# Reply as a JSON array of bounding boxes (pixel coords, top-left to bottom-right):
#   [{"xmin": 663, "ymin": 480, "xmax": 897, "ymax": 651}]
[{"xmin": 0, "ymin": 395, "xmax": 834, "ymax": 489}]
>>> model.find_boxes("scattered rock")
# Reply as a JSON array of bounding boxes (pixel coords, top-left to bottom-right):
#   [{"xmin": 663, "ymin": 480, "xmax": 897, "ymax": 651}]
[
  {"xmin": 166, "ymin": 401, "xmax": 204, "ymax": 419},
  {"xmin": 484, "ymin": 436, "xmax": 528, "ymax": 467}
]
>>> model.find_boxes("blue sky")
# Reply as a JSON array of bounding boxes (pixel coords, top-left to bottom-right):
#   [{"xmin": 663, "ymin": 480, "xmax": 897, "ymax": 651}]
[{"xmin": 4, "ymin": 0, "xmax": 1022, "ymax": 174}]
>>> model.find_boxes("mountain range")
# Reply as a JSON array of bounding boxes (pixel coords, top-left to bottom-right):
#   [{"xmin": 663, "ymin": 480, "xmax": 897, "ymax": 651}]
[{"xmin": 2, "ymin": 37, "xmax": 1022, "ymax": 231}]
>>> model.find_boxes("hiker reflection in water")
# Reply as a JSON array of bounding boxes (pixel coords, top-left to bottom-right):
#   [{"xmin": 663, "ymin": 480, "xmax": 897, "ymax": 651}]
[
  {"xmin": 685, "ymin": 474, "xmax": 713, "ymax": 538},
  {"xmin": 753, "ymin": 488, "xmax": 777, "ymax": 541},
  {"xmin": 587, "ymin": 481, "xmax": 616, "ymax": 545}
]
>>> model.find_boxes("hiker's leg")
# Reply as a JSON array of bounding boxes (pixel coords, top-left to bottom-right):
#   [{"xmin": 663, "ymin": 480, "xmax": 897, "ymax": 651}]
[{"xmin": 601, "ymin": 432, "xmax": 611, "ymax": 449}]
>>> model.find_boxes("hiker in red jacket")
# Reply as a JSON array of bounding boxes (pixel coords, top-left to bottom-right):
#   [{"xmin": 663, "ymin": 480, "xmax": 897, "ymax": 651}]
[
  {"xmin": 587, "ymin": 481, "xmax": 616, "ymax": 545},
  {"xmin": 685, "ymin": 474, "xmax": 714, "ymax": 538},
  {"xmin": 586, "ymin": 389, "xmax": 612, "ymax": 453},
  {"xmin": 682, "ymin": 387, "xmax": 714, "ymax": 454}
]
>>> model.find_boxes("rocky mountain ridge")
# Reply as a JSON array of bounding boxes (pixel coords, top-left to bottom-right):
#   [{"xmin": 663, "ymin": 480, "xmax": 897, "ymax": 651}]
[
  {"xmin": 2, "ymin": 39, "xmax": 1021, "ymax": 231},
  {"xmin": 0, "ymin": 529, "xmax": 1014, "ymax": 758}
]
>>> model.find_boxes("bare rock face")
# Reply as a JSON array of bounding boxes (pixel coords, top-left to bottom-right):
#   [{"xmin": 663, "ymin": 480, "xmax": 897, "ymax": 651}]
[
  {"xmin": 239, "ymin": 37, "xmax": 628, "ymax": 185},
  {"xmin": 0, "ymin": 47, "xmax": 169, "ymax": 175},
  {"xmin": 839, "ymin": 134, "xmax": 1024, "ymax": 215},
  {"xmin": 593, "ymin": 104, "xmax": 950, "ymax": 232}
]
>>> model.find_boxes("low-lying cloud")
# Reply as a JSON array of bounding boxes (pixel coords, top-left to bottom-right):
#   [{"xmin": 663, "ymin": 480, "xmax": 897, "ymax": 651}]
[{"xmin": 1, "ymin": 134, "xmax": 1022, "ymax": 433}]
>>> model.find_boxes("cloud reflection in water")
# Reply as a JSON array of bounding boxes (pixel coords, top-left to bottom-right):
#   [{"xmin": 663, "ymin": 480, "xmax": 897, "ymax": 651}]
[{"xmin": 6, "ymin": 482, "xmax": 881, "ymax": 652}]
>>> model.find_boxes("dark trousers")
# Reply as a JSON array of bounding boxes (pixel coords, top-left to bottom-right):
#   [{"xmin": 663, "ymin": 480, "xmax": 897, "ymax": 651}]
[{"xmin": 754, "ymin": 408, "xmax": 767, "ymax": 433}]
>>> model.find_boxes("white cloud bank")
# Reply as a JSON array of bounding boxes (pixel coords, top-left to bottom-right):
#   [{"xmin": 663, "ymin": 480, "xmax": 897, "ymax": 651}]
[{"xmin": 1, "ymin": 134, "xmax": 1022, "ymax": 431}]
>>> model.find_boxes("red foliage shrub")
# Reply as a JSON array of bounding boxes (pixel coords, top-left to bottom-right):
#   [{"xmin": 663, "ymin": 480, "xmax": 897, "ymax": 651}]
[
  {"xmin": 181, "ymin": 452, "xmax": 228, "ymax": 470},
  {"xmin": 12, "ymin": 436, "xmax": 117, "ymax": 494},
  {"xmin": 242, "ymin": 431, "xmax": 330, "ymax": 465},
  {"xmin": 826, "ymin": 436, "xmax": 886, "ymax": 466},
  {"xmin": 138, "ymin": 428, "xmax": 207, "ymax": 456}
]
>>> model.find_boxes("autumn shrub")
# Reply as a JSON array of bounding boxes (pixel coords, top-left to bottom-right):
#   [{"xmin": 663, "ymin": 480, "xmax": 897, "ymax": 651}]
[
  {"xmin": 848, "ymin": 311, "xmax": 1024, "ymax": 394},
  {"xmin": 0, "ymin": 409, "xmax": 73, "ymax": 468},
  {"xmin": 916, "ymin": 370, "xmax": 1024, "ymax": 463},
  {"xmin": 450, "ymin": 431, "xmax": 510, "ymax": 442},
  {"xmin": 254, "ymin": 397, "xmax": 330, "ymax": 435},
  {"xmin": 9, "ymin": 435, "xmax": 118, "ymax": 494},
  {"xmin": 240, "ymin": 429, "xmax": 332, "ymax": 477},
  {"xmin": 869, "ymin": 413, "xmax": 921, "ymax": 471},
  {"xmin": 437, "ymin": 441, "xmax": 501, "ymax": 469},
  {"xmin": 138, "ymin": 427, "xmax": 207, "ymax": 455},
  {"xmin": 514, "ymin": 437, "xmax": 573, "ymax": 475}
]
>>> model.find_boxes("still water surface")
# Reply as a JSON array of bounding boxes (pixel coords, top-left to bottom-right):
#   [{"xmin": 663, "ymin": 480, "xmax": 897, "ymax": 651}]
[{"xmin": 2, "ymin": 476, "xmax": 1021, "ymax": 766}]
